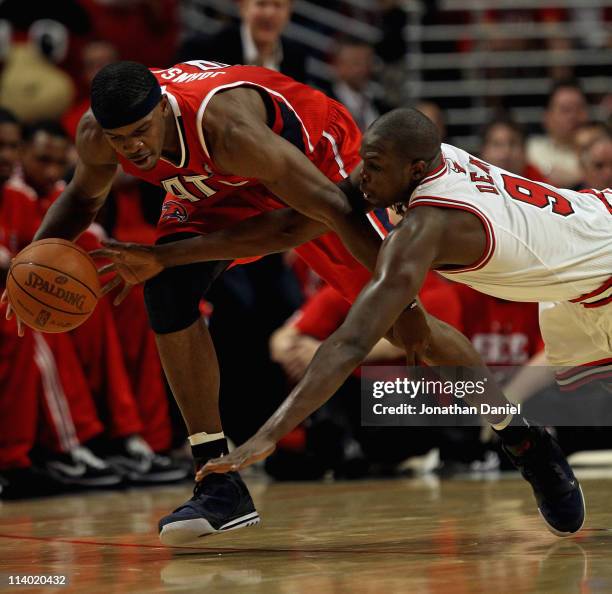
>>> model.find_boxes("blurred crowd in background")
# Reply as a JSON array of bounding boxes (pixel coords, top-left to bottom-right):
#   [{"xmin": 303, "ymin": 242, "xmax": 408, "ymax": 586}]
[{"xmin": 0, "ymin": 0, "xmax": 611, "ymax": 498}]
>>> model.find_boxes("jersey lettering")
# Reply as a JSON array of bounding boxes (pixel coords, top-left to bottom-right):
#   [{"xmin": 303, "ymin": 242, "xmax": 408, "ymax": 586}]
[
  {"xmin": 476, "ymin": 185, "xmax": 499, "ymax": 194},
  {"xmin": 156, "ymin": 61, "xmax": 228, "ymax": 83},
  {"xmin": 451, "ymin": 161, "xmax": 466, "ymax": 175},
  {"xmin": 578, "ymin": 189, "xmax": 612, "ymax": 215},
  {"xmin": 502, "ymin": 174, "xmax": 575, "ymax": 217},
  {"xmin": 469, "ymin": 157, "xmax": 491, "ymax": 175},
  {"xmin": 161, "ymin": 175, "xmax": 217, "ymax": 202},
  {"xmin": 468, "ymin": 156, "xmax": 499, "ymax": 195}
]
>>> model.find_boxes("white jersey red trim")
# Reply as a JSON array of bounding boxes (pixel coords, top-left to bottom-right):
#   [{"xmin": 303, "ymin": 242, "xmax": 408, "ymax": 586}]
[
  {"xmin": 555, "ymin": 357, "xmax": 612, "ymax": 391},
  {"xmin": 408, "ymin": 196, "xmax": 496, "ymax": 273},
  {"xmin": 569, "ymin": 276, "xmax": 612, "ymax": 309},
  {"xmin": 419, "ymin": 155, "xmax": 448, "ymax": 185},
  {"xmin": 408, "ymin": 143, "xmax": 612, "ymax": 304}
]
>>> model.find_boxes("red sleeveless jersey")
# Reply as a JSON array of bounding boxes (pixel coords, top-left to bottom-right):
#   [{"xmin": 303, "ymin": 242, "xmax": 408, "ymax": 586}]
[
  {"xmin": 118, "ymin": 61, "xmax": 339, "ymax": 211},
  {"xmin": 116, "ymin": 60, "xmax": 376, "ymax": 302}
]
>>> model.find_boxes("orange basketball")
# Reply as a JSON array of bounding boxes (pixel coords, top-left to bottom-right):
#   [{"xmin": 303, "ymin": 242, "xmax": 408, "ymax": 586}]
[{"xmin": 7, "ymin": 238, "xmax": 100, "ymax": 333}]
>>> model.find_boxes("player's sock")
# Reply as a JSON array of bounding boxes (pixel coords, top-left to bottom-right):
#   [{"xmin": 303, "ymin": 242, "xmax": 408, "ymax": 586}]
[
  {"xmin": 492, "ymin": 415, "xmax": 533, "ymax": 455},
  {"xmin": 189, "ymin": 431, "xmax": 229, "ymax": 470}
]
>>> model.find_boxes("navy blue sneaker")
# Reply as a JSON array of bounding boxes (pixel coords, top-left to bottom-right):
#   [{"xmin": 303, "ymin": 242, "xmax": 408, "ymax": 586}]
[
  {"xmin": 158, "ymin": 472, "xmax": 260, "ymax": 546},
  {"xmin": 501, "ymin": 426, "xmax": 585, "ymax": 536}
]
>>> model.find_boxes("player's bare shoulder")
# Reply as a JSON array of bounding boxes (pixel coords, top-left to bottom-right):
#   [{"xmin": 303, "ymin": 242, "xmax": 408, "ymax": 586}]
[
  {"xmin": 204, "ymin": 88, "xmax": 268, "ymax": 143},
  {"xmin": 76, "ymin": 111, "xmax": 117, "ymax": 166},
  {"xmin": 396, "ymin": 204, "xmax": 486, "ymax": 269}
]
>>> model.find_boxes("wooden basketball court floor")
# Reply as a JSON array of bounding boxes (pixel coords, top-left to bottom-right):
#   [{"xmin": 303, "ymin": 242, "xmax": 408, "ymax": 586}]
[{"xmin": 1, "ymin": 472, "xmax": 612, "ymax": 594}]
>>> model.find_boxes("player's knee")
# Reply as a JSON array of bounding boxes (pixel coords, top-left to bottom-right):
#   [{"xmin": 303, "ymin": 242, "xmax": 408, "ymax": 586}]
[{"xmin": 144, "ymin": 268, "xmax": 202, "ymax": 334}]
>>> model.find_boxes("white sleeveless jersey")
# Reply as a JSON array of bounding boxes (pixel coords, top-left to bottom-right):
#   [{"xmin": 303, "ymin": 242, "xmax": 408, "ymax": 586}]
[{"xmin": 408, "ymin": 143, "xmax": 612, "ymax": 305}]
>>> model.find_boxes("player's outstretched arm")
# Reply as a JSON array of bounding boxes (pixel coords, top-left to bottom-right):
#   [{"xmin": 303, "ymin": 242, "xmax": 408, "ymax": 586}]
[
  {"xmin": 204, "ymin": 88, "xmax": 383, "ymax": 272},
  {"xmin": 90, "ymin": 207, "xmax": 327, "ymax": 300},
  {"xmin": 34, "ymin": 113, "xmax": 117, "ymax": 242},
  {"xmin": 201, "ymin": 207, "xmax": 453, "ymax": 476},
  {"xmin": 157, "ymin": 207, "xmax": 327, "ymax": 263}
]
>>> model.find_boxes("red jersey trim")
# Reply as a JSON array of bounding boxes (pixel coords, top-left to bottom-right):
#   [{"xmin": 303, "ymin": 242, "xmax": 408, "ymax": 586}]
[
  {"xmin": 195, "ymin": 81, "xmax": 316, "ymax": 163},
  {"xmin": 556, "ymin": 357, "xmax": 612, "ymax": 380},
  {"xmin": 161, "ymin": 90, "xmax": 188, "ymax": 168},
  {"xmin": 419, "ymin": 154, "xmax": 448, "ymax": 185},
  {"xmin": 568, "ymin": 276, "xmax": 612, "ymax": 308},
  {"xmin": 367, "ymin": 212, "xmax": 388, "ymax": 239},
  {"xmin": 321, "ymin": 131, "xmax": 347, "ymax": 178},
  {"xmin": 582, "ymin": 294, "xmax": 612, "ymax": 308},
  {"xmin": 558, "ymin": 371, "xmax": 612, "ymax": 392},
  {"xmin": 555, "ymin": 358, "xmax": 612, "ymax": 391},
  {"xmin": 408, "ymin": 196, "xmax": 496, "ymax": 274}
]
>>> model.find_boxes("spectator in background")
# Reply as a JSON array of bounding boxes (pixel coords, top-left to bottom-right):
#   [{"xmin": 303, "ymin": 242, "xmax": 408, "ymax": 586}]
[
  {"xmin": 0, "ymin": 108, "xmax": 29, "ymax": 266},
  {"xmin": 79, "ymin": 0, "xmax": 178, "ymax": 68},
  {"xmin": 10, "ymin": 121, "xmax": 186, "ymax": 485},
  {"xmin": 480, "ymin": 118, "xmax": 548, "ymax": 182},
  {"xmin": 19, "ymin": 121, "xmax": 71, "ymax": 203},
  {"xmin": 178, "ymin": 0, "xmax": 306, "ymax": 83},
  {"xmin": 328, "ymin": 36, "xmax": 389, "ymax": 132},
  {"xmin": 527, "ymin": 80, "xmax": 589, "ymax": 188},
  {"xmin": 573, "ymin": 121, "xmax": 611, "ymax": 156},
  {"xmin": 0, "ymin": 109, "xmax": 124, "ymax": 498},
  {"xmin": 62, "ymin": 39, "xmax": 118, "ymax": 140},
  {"xmin": 579, "ymin": 136, "xmax": 612, "ymax": 191},
  {"xmin": 415, "ymin": 100, "xmax": 447, "ymax": 142}
]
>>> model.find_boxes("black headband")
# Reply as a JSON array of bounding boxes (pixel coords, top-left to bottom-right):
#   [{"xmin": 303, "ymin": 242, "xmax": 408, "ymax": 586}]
[{"xmin": 93, "ymin": 84, "xmax": 162, "ymax": 130}]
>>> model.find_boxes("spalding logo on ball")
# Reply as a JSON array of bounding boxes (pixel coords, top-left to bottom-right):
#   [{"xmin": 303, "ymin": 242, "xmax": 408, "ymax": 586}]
[{"xmin": 7, "ymin": 238, "xmax": 100, "ymax": 332}]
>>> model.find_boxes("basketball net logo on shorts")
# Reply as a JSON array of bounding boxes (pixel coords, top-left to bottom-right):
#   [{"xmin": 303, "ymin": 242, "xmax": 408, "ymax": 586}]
[{"xmin": 24, "ymin": 271, "xmax": 86, "ymax": 311}]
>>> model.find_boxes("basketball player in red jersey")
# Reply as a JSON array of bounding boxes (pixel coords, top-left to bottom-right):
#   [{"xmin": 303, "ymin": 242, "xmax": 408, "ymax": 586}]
[{"xmin": 2, "ymin": 60, "xmax": 440, "ymax": 545}]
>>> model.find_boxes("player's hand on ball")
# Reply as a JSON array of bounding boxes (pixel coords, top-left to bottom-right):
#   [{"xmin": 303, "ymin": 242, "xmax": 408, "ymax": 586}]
[
  {"xmin": 90, "ymin": 240, "xmax": 164, "ymax": 305},
  {"xmin": 197, "ymin": 435, "xmax": 276, "ymax": 480},
  {"xmin": 1, "ymin": 289, "xmax": 24, "ymax": 337}
]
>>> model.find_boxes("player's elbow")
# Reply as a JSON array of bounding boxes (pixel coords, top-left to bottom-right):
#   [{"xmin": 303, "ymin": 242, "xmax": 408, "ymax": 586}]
[
  {"xmin": 301, "ymin": 185, "xmax": 354, "ymax": 230},
  {"xmin": 325, "ymin": 187, "xmax": 355, "ymax": 220},
  {"xmin": 277, "ymin": 211, "xmax": 325, "ymax": 246}
]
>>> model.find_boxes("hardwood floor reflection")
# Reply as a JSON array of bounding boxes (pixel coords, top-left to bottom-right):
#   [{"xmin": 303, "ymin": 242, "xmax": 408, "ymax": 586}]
[{"xmin": 1, "ymin": 474, "xmax": 611, "ymax": 593}]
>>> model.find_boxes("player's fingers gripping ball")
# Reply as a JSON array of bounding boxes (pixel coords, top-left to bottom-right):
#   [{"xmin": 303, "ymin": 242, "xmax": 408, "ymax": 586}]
[{"xmin": 6, "ymin": 238, "xmax": 100, "ymax": 332}]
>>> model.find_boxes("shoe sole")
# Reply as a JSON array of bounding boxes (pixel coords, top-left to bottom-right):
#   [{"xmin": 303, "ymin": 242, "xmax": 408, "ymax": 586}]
[
  {"xmin": 538, "ymin": 484, "xmax": 586, "ymax": 537},
  {"xmin": 159, "ymin": 511, "xmax": 261, "ymax": 547}
]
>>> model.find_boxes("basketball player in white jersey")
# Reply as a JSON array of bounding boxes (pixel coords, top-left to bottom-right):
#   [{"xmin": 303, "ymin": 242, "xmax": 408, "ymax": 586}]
[{"xmin": 94, "ymin": 108, "xmax": 609, "ymax": 537}]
